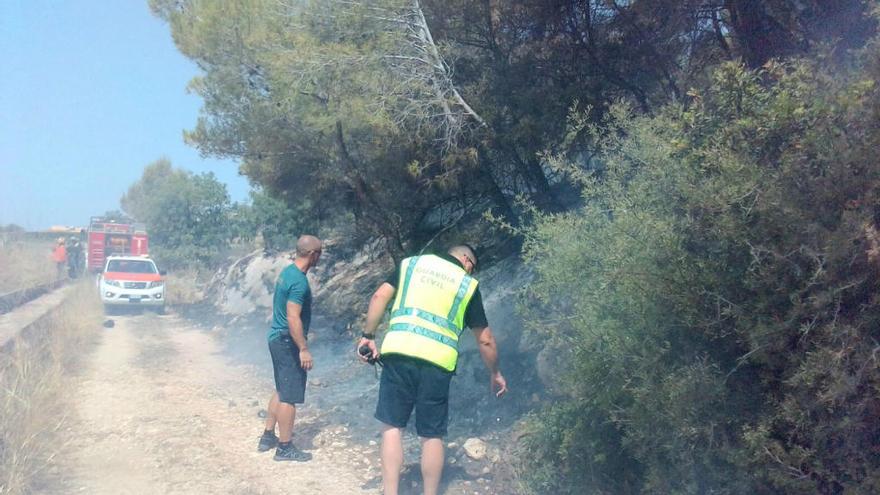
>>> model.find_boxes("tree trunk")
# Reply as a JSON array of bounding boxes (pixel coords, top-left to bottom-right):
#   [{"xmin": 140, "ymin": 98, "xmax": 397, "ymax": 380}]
[
  {"xmin": 334, "ymin": 121, "xmax": 406, "ymax": 258},
  {"xmin": 724, "ymin": 0, "xmax": 799, "ymax": 68},
  {"xmin": 475, "ymin": 144, "xmax": 519, "ymax": 227}
]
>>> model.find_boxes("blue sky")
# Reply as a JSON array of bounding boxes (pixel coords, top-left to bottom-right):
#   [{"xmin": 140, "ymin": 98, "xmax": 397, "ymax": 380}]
[{"xmin": 0, "ymin": 0, "xmax": 250, "ymax": 230}]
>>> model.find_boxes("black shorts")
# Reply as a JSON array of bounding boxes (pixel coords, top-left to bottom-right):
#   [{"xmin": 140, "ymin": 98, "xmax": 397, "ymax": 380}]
[
  {"xmin": 374, "ymin": 355, "xmax": 453, "ymax": 438},
  {"xmin": 269, "ymin": 335, "xmax": 307, "ymax": 404}
]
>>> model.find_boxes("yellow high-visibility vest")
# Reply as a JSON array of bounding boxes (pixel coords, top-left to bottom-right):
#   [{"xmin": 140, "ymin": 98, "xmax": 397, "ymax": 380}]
[{"xmin": 381, "ymin": 255, "xmax": 479, "ymax": 371}]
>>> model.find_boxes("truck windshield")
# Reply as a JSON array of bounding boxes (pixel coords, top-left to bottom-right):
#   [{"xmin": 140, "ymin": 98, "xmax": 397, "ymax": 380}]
[{"xmin": 106, "ymin": 260, "xmax": 157, "ymax": 274}]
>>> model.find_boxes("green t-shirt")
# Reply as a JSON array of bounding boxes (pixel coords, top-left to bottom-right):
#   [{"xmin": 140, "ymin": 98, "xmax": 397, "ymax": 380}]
[{"xmin": 267, "ymin": 264, "xmax": 312, "ymax": 341}]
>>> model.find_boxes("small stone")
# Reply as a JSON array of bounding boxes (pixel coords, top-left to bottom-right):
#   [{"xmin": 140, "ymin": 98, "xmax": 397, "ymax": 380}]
[
  {"xmin": 481, "ymin": 466, "xmax": 491, "ymax": 474},
  {"xmin": 257, "ymin": 409, "xmax": 268, "ymax": 419},
  {"xmin": 250, "ymin": 400, "xmax": 259, "ymax": 407},
  {"xmin": 447, "ymin": 441, "xmax": 459, "ymax": 449},
  {"xmin": 368, "ymin": 440, "xmax": 377, "ymax": 446},
  {"xmin": 463, "ymin": 438, "xmax": 487, "ymax": 460}
]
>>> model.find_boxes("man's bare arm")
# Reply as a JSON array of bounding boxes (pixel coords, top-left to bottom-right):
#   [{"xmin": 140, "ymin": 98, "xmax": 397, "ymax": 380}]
[
  {"xmin": 287, "ymin": 301, "xmax": 313, "ymax": 370},
  {"xmin": 364, "ymin": 283, "xmax": 396, "ymax": 334},
  {"xmin": 472, "ymin": 326, "xmax": 507, "ymax": 396},
  {"xmin": 358, "ymin": 283, "xmax": 396, "ymax": 361},
  {"xmin": 286, "ymin": 301, "xmax": 307, "ymax": 348}
]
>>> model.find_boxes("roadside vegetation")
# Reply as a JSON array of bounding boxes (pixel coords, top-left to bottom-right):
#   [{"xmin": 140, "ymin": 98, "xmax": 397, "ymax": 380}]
[
  {"xmin": 119, "ymin": 158, "xmax": 315, "ymax": 271},
  {"xmin": 0, "ymin": 238, "xmax": 56, "ymax": 293},
  {"xmin": 0, "ymin": 283, "xmax": 102, "ymax": 494},
  {"xmin": 516, "ymin": 41, "xmax": 880, "ymax": 494},
  {"xmin": 162, "ymin": 267, "xmax": 209, "ymax": 306}
]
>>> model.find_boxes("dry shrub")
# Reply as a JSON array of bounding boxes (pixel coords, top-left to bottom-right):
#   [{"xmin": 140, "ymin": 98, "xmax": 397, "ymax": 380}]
[
  {"xmin": 0, "ymin": 240, "xmax": 56, "ymax": 293},
  {"xmin": 163, "ymin": 268, "xmax": 208, "ymax": 306},
  {"xmin": 0, "ymin": 282, "xmax": 101, "ymax": 494}
]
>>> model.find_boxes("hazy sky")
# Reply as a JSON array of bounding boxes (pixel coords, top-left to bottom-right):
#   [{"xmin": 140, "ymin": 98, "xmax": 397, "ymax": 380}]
[{"xmin": 0, "ymin": 1, "xmax": 250, "ymax": 230}]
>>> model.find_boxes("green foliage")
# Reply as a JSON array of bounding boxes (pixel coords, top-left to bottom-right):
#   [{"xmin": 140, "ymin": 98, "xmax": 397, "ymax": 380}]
[
  {"xmin": 121, "ymin": 158, "xmax": 233, "ymax": 268},
  {"xmin": 150, "ymin": 0, "xmax": 876, "ymax": 256},
  {"xmin": 233, "ymin": 189, "xmax": 315, "ymax": 253},
  {"xmin": 516, "ymin": 401, "xmax": 640, "ymax": 494},
  {"xmin": 518, "ymin": 45, "xmax": 880, "ymax": 494},
  {"xmin": 100, "ymin": 210, "xmax": 130, "ymax": 223},
  {"xmin": 150, "ymin": 0, "xmax": 454, "ymax": 256}
]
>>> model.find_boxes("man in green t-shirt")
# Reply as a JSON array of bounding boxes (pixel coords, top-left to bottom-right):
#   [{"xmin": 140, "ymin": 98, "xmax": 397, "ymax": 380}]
[{"xmin": 258, "ymin": 235, "xmax": 322, "ymax": 462}]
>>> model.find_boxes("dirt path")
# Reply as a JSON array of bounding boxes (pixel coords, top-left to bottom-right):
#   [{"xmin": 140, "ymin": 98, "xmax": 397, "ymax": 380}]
[{"xmin": 54, "ymin": 312, "xmax": 378, "ymax": 494}]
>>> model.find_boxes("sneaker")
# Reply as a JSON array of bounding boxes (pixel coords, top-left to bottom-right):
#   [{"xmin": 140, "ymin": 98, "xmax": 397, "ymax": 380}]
[
  {"xmin": 273, "ymin": 444, "xmax": 313, "ymax": 462},
  {"xmin": 257, "ymin": 431, "xmax": 278, "ymax": 452}
]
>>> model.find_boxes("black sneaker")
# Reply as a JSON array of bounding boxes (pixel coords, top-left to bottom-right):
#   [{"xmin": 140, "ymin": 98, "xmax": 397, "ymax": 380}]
[
  {"xmin": 273, "ymin": 444, "xmax": 312, "ymax": 462},
  {"xmin": 257, "ymin": 431, "xmax": 278, "ymax": 452}
]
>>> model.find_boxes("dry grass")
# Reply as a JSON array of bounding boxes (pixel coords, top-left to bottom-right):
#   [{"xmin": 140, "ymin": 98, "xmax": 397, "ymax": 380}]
[
  {"xmin": 163, "ymin": 268, "xmax": 210, "ymax": 306},
  {"xmin": 0, "ymin": 282, "xmax": 101, "ymax": 494},
  {"xmin": 0, "ymin": 240, "xmax": 57, "ymax": 293}
]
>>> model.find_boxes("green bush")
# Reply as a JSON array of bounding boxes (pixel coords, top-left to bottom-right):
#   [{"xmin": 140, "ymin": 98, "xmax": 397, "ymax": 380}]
[
  {"xmin": 232, "ymin": 190, "xmax": 316, "ymax": 253},
  {"xmin": 122, "ymin": 159, "xmax": 234, "ymax": 269},
  {"xmin": 518, "ymin": 43, "xmax": 880, "ymax": 494}
]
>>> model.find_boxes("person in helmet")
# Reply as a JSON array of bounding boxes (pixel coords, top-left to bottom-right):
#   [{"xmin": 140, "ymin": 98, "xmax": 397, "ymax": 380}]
[{"xmin": 51, "ymin": 238, "xmax": 67, "ymax": 280}]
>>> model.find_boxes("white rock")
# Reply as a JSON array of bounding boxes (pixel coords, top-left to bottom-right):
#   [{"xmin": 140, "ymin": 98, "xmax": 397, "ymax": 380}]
[{"xmin": 462, "ymin": 438, "xmax": 487, "ymax": 460}]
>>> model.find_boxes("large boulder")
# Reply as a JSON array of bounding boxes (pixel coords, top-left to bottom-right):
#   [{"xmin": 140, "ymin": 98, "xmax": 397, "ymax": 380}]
[
  {"xmin": 210, "ymin": 243, "xmax": 394, "ymax": 325},
  {"xmin": 212, "ymin": 250, "xmax": 289, "ymax": 316}
]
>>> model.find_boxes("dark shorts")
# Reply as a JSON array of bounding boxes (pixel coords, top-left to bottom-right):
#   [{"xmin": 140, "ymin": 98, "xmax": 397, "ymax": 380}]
[
  {"xmin": 375, "ymin": 355, "xmax": 453, "ymax": 438},
  {"xmin": 269, "ymin": 335, "xmax": 307, "ymax": 404}
]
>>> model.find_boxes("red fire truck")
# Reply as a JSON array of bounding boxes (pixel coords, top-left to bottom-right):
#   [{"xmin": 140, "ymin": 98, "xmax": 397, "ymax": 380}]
[{"xmin": 87, "ymin": 217, "xmax": 149, "ymax": 272}]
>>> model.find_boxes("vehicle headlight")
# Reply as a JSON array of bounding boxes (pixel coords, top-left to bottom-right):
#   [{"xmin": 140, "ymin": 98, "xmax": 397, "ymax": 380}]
[
  {"xmin": 104, "ymin": 279, "xmax": 122, "ymax": 287},
  {"xmin": 148, "ymin": 281, "xmax": 164, "ymax": 289}
]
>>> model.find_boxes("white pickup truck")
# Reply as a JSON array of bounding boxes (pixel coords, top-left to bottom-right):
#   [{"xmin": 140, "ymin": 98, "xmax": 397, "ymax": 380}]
[{"xmin": 98, "ymin": 255, "xmax": 165, "ymax": 313}]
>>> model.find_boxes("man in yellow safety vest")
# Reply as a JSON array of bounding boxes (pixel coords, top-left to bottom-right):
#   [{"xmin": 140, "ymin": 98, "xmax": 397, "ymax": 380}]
[{"xmin": 357, "ymin": 244, "xmax": 508, "ymax": 495}]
